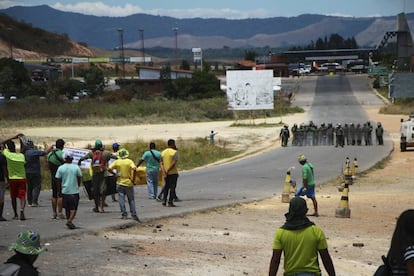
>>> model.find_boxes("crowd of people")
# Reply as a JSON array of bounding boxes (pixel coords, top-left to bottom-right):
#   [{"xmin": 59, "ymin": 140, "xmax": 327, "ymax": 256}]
[
  {"xmin": 0, "ymin": 135, "xmax": 180, "ymax": 230},
  {"xmin": 281, "ymin": 121, "xmax": 385, "ymax": 147}
]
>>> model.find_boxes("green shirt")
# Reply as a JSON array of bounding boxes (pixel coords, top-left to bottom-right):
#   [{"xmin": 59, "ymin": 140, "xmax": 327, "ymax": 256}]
[
  {"xmin": 302, "ymin": 162, "xmax": 315, "ymax": 186},
  {"xmin": 2, "ymin": 149, "xmax": 26, "ymax": 179},
  {"xmin": 272, "ymin": 225, "xmax": 328, "ymax": 275}
]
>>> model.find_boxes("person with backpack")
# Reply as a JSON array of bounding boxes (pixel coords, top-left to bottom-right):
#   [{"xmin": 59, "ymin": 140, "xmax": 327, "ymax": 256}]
[
  {"xmin": 137, "ymin": 142, "xmax": 161, "ymax": 199},
  {"xmin": 47, "ymin": 138, "xmax": 66, "ymax": 219},
  {"xmin": 2, "ymin": 230, "xmax": 46, "ymax": 276},
  {"xmin": 78, "ymin": 139, "xmax": 116, "ymax": 213}
]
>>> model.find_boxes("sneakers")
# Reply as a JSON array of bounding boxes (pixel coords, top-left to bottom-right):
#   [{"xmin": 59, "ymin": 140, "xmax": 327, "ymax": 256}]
[
  {"xmin": 132, "ymin": 215, "xmax": 141, "ymax": 223},
  {"xmin": 20, "ymin": 211, "xmax": 25, "ymax": 221},
  {"xmin": 121, "ymin": 216, "xmax": 128, "ymax": 220},
  {"xmin": 168, "ymin": 203, "xmax": 176, "ymax": 207},
  {"xmin": 92, "ymin": 207, "xmax": 99, "ymax": 213},
  {"xmin": 0, "ymin": 217, "xmax": 6, "ymax": 221},
  {"xmin": 58, "ymin": 213, "xmax": 66, "ymax": 219},
  {"xmin": 162, "ymin": 202, "xmax": 166, "ymax": 206},
  {"xmin": 174, "ymin": 198, "xmax": 181, "ymax": 202},
  {"xmin": 31, "ymin": 203, "xmax": 39, "ymax": 207},
  {"xmin": 13, "ymin": 215, "xmax": 18, "ymax": 220},
  {"xmin": 52, "ymin": 213, "xmax": 57, "ymax": 219},
  {"xmin": 66, "ymin": 222, "xmax": 76, "ymax": 229}
]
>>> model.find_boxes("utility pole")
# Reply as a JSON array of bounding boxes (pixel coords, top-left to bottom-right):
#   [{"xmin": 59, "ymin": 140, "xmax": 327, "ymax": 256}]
[
  {"xmin": 172, "ymin": 27, "xmax": 179, "ymax": 68},
  {"xmin": 139, "ymin": 28, "xmax": 145, "ymax": 65},
  {"xmin": 7, "ymin": 27, "xmax": 13, "ymax": 59},
  {"xmin": 117, "ymin": 28, "xmax": 125, "ymax": 78}
]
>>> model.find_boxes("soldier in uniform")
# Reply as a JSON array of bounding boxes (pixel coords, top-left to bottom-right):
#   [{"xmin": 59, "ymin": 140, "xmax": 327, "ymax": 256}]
[
  {"xmin": 280, "ymin": 125, "xmax": 290, "ymax": 147},
  {"xmin": 343, "ymin": 123, "xmax": 350, "ymax": 145},
  {"xmin": 365, "ymin": 121, "xmax": 373, "ymax": 145},
  {"xmin": 356, "ymin": 123, "xmax": 363, "ymax": 146},
  {"xmin": 327, "ymin": 123, "xmax": 334, "ymax": 146},
  {"xmin": 349, "ymin": 123, "xmax": 356, "ymax": 145},
  {"xmin": 335, "ymin": 123, "xmax": 344, "ymax": 147},
  {"xmin": 319, "ymin": 123, "xmax": 328, "ymax": 146},
  {"xmin": 291, "ymin": 124, "xmax": 298, "ymax": 146}
]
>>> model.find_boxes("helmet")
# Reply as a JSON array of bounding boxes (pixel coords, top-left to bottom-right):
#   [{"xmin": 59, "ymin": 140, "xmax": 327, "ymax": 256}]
[
  {"xmin": 95, "ymin": 139, "xmax": 103, "ymax": 150},
  {"xmin": 298, "ymin": 154, "xmax": 307, "ymax": 162},
  {"xmin": 118, "ymin": 148, "xmax": 129, "ymax": 159},
  {"xmin": 112, "ymin": 142, "xmax": 120, "ymax": 151}
]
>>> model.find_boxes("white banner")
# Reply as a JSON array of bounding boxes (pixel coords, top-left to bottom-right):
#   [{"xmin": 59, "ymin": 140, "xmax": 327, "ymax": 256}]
[{"xmin": 226, "ymin": 70, "xmax": 274, "ymax": 110}]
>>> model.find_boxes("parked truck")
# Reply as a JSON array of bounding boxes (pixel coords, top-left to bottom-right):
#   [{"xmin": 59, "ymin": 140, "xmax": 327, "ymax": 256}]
[{"xmin": 400, "ymin": 112, "xmax": 414, "ymax": 152}]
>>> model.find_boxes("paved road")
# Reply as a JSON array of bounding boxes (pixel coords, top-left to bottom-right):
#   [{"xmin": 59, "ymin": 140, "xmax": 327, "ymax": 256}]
[{"xmin": 0, "ymin": 74, "xmax": 392, "ymax": 249}]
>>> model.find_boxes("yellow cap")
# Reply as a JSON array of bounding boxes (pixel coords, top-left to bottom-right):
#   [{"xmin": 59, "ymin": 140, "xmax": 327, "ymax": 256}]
[{"xmin": 298, "ymin": 155, "xmax": 307, "ymax": 162}]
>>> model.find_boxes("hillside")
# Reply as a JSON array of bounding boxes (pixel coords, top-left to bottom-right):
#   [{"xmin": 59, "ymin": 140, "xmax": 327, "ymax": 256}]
[
  {"xmin": 0, "ymin": 13, "xmax": 93, "ymax": 59},
  {"xmin": 2, "ymin": 5, "xmax": 413, "ymax": 50}
]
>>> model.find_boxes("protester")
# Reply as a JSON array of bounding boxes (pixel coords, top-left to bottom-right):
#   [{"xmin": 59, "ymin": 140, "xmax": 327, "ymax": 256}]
[
  {"xmin": 108, "ymin": 148, "xmax": 140, "ymax": 222},
  {"xmin": 295, "ymin": 154, "xmax": 319, "ymax": 217},
  {"xmin": 160, "ymin": 139, "xmax": 179, "ymax": 207},
  {"xmin": 55, "ymin": 152, "xmax": 82, "ymax": 230},
  {"xmin": 209, "ymin": 130, "xmax": 218, "ymax": 145},
  {"xmin": 385, "ymin": 209, "xmax": 414, "ymax": 275},
  {"xmin": 78, "ymin": 139, "xmax": 116, "ymax": 213},
  {"xmin": 268, "ymin": 196, "xmax": 336, "ymax": 276},
  {"xmin": 137, "ymin": 142, "xmax": 161, "ymax": 199},
  {"xmin": 4, "ymin": 230, "xmax": 46, "ymax": 276},
  {"xmin": 47, "ymin": 138, "xmax": 66, "ymax": 219},
  {"xmin": 24, "ymin": 140, "xmax": 52, "ymax": 207},
  {"xmin": 1, "ymin": 136, "xmax": 27, "ymax": 220},
  {"xmin": 0, "ymin": 150, "xmax": 7, "ymax": 221}
]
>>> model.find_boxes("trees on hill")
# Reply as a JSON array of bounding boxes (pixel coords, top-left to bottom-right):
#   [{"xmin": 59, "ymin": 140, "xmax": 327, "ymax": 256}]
[{"xmin": 289, "ymin": 33, "xmax": 358, "ymax": 51}]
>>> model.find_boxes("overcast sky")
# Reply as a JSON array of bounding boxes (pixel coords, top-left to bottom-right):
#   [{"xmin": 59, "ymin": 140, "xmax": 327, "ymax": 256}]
[{"xmin": 0, "ymin": 0, "xmax": 413, "ymax": 18}]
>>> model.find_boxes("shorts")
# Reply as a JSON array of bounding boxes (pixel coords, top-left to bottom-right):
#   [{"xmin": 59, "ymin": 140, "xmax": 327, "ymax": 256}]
[
  {"xmin": 9, "ymin": 179, "xmax": 27, "ymax": 199},
  {"xmin": 50, "ymin": 163, "xmax": 62, "ymax": 198},
  {"xmin": 0, "ymin": 181, "xmax": 5, "ymax": 200},
  {"xmin": 295, "ymin": 185, "xmax": 316, "ymax": 198},
  {"xmin": 62, "ymin": 194, "xmax": 80, "ymax": 211}
]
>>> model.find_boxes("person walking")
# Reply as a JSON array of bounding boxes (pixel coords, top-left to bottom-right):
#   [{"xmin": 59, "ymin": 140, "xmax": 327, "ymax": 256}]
[
  {"xmin": 47, "ymin": 138, "xmax": 66, "ymax": 219},
  {"xmin": 108, "ymin": 148, "xmax": 140, "ymax": 222},
  {"xmin": 160, "ymin": 139, "xmax": 179, "ymax": 207},
  {"xmin": 376, "ymin": 122, "xmax": 384, "ymax": 145},
  {"xmin": 137, "ymin": 142, "xmax": 161, "ymax": 199},
  {"xmin": 295, "ymin": 154, "xmax": 319, "ymax": 217},
  {"xmin": 268, "ymin": 196, "xmax": 336, "ymax": 276},
  {"xmin": 1, "ymin": 136, "xmax": 27, "ymax": 220},
  {"xmin": 24, "ymin": 140, "xmax": 52, "ymax": 207},
  {"xmin": 78, "ymin": 139, "xmax": 116, "ymax": 213},
  {"xmin": 106, "ymin": 142, "xmax": 121, "ymax": 204},
  {"xmin": 55, "ymin": 152, "xmax": 82, "ymax": 230},
  {"xmin": 0, "ymin": 150, "xmax": 7, "ymax": 221},
  {"xmin": 4, "ymin": 230, "xmax": 46, "ymax": 276}
]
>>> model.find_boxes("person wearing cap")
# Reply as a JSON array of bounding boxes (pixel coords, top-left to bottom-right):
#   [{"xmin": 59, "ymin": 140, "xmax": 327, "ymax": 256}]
[
  {"xmin": 4, "ymin": 230, "xmax": 45, "ymax": 275},
  {"xmin": 160, "ymin": 139, "xmax": 179, "ymax": 207},
  {"xmin": 24, "ymin": 139, "xmax": 53, "ymax": 207},
  {"xmin": 268, "ymin": 197, "xmax": 336, "ymax": 276},
  {"xmin": 295, "ymin": 154, "xmax": 319, "ymax": 217},
  {"xmin": 108, "ymin": 148, "xmax": 140, "ymax": 222},
  {"xmin": 78, "ymin": 139, "xmax": 117, "ymax": 213},
  {"xmin": 55, "ymin": 152, "xmax": 82, "ymax": 229},
  {"xmin": 0, "ymin": 136, "xmax": 27, "ymax": 220},
  {"xmin": 137, "ymin": 142, "xmax": 161, "ymax": 199},
  {"xmin": 47, "ymin": 138, "xmax": 66, "ymax": 219}
]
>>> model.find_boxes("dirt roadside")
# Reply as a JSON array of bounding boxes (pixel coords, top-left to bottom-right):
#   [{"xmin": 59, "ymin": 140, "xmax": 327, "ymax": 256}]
[{"xmin": 1, "ymin": 108, "xmax": 412, "ymax": 276}]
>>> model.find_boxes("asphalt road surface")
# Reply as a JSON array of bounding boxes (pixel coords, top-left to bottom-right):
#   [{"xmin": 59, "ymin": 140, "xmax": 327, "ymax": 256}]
[{"xmin": 0, "ymin": 74, "xmax": 392, "ymax": 249}]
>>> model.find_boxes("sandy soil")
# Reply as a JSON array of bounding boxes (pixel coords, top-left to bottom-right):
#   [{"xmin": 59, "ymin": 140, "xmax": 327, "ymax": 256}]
[{"xmin": 2, "ymin": 107, "xmax": 413, "ymax": 276}]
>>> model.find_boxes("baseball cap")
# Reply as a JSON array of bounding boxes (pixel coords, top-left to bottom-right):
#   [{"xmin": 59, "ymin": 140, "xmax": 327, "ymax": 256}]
[
  {"xmin": 64, "ymin": 152, "xmax": 74, "ymax": 160},
  {"xmin": 298, "ymin": 155, "xmax": 307, "ymax": 162}
]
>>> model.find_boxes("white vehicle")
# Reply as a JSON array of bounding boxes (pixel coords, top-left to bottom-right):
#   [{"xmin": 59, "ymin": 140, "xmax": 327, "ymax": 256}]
[
  {"xmin": 299, "ymin": 65, "xmax": 311, "ymax": 75},
  {"xmin": 400, "ymin": 112, "xmax": 414, "ymax": 152}
]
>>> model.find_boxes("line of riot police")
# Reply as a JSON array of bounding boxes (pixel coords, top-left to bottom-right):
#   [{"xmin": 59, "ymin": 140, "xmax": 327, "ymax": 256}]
[{"xmin": 288, "ymin": 121, "xmax": 384, "ymax": 147}]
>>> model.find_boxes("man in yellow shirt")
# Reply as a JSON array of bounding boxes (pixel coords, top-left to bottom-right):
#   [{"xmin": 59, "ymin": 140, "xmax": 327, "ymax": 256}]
[
  {"xmin": 107, "ymin": 148, "xmax": 140, "ymax": 222},
  {"xmin": 160, "ymin": 139, "xmax": 179, "ymax": 207},
  {"xmin": 268, "ymin": 196, "xmax": 336, "ymax": 276}
]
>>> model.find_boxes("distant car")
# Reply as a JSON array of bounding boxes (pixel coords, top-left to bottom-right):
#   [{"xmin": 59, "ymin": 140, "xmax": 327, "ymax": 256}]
[
  {"xmin": 299, "ymin": 67, "xmax": 311, "ymax": 75},
  {"xmin": 9, "ymin": 96, "xmax": 17, "ymax": 100}
]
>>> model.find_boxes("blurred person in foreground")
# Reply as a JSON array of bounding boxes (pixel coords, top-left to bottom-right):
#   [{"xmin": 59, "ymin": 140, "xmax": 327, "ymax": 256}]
[
  {"xmin": 4, "ymin": 230, "xmax": 46, "ymax": 276},
  {"xmin": 385, "ymin": 209, "xmax": 414, "ymax": 275},
  {"xmin": 268, "ymin": 196, "xmax": 336, "ymax": 276}
]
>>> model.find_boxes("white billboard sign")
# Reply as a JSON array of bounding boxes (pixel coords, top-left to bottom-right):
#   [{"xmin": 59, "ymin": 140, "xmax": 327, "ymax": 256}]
[{"xmin": 226, "ymin": 70, "xmax": 274, "ymax": 110}]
